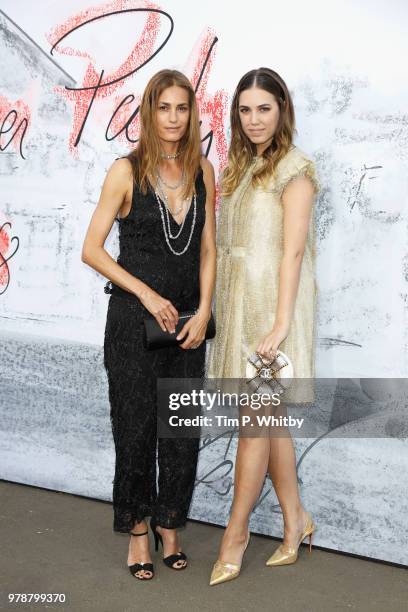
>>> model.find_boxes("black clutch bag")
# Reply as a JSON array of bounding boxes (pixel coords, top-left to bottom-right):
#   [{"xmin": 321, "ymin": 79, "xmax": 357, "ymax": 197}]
[{"xmin": 143, "ymin": 309, "xmax": 216, "ymax": 350}]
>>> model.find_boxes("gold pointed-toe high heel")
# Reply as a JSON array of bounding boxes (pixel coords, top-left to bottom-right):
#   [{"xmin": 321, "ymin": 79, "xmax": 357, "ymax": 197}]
[
  {"xmin": 266, "ymin": 512, "xmax": 315, "ymax": 567},
  {"xmin": 209, "ymin": 530, "xmax": 250, "ymax": 586}
]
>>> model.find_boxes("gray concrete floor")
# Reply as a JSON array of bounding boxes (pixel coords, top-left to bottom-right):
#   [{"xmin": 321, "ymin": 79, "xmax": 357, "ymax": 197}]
[{"xmin": 0, "ymin": 481, "xmax": 406, "ymax": 612}]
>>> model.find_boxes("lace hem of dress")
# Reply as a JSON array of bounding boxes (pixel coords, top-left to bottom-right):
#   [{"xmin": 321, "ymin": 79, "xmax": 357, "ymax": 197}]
[
  {"xmin": 113, "ymin": 505, "xmax": 191, "ymax": 533},
  {"xmin": 113, "ymin": 505, "xmax": 154, "ymax": 533}
]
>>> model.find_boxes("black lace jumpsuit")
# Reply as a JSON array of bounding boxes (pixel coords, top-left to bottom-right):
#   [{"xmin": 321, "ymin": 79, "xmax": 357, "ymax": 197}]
[{"xmin": 103, "ymin": 169, "xmax": 206, "ymax": 533}]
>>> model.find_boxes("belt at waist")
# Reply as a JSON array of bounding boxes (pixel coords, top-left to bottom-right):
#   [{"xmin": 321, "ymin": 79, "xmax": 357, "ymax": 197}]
[{"xmin": 104, "ymin": 281, "xmax": 140, "ymax": 303}]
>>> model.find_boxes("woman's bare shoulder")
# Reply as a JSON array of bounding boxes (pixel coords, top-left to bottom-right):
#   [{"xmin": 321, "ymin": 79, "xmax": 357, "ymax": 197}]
[
  {"xmin": 102, "ymin": 157, "xmax": 133, "ymax": 196},
  {"xmin": 200, "ymin": 155, "xmax": 215, "ymax": 190},
  {"xmin": 109, "ymin": 157, "xmax": 133, "ymax": 179},
  {"xmin": 200, "ymin": 155, "xmax": 214, "ymax": 175}
]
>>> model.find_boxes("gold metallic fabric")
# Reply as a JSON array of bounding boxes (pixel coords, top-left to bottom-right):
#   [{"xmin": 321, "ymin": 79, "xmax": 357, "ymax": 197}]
[{"xmin": 207, "ymin": 146, "xmax": 320, "ymax": 403}]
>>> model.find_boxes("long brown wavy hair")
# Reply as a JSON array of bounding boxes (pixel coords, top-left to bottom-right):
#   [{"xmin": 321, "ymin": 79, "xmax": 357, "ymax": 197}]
[
  {"xmin": 222, "ymin": 67, "xmax": 295, "ymax": 195},
  {"xmin": 127, "ymin": 69, "xmax": 201, "ymax": 199}
]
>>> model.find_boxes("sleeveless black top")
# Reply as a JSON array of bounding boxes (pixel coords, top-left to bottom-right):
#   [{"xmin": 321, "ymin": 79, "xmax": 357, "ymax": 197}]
[{"xmin": 105, "ymin": 167, "xmax": 206, "ymax": 313}]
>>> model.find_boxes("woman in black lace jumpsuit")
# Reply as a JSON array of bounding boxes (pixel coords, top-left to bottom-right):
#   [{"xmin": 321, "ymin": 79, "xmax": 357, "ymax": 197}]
[
  {"xmin": 104, "ymin": 164, "xmax": 208, "ymax": 529},
  {"xmin": 82, "ymin": 70, "xmax": 216, "ymax": 579}
]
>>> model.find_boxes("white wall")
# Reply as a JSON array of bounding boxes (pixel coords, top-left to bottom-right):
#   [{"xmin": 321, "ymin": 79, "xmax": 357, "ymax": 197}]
[{"xmin": 1, "ymin": 0, "xmax": 407, "ymax": 565}]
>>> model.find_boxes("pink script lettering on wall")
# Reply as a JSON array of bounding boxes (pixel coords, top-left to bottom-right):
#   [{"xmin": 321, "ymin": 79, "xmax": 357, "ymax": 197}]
[
  {"xmin": 0, "ymin": 94, "xmax": 30, "ymax": 159},
  {"xmin": 0, "ymin": 222, "xmax": 20, "ymax": 295},
  {"xmin": 46, "ymin": 0, "xmax": 228, "ymax": 180}
]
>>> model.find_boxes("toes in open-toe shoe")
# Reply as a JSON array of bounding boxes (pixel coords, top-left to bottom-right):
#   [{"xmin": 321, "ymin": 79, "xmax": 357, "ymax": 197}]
[
  {"xmin": 162, "ymin": 551, "xmax": 187, "ymax": 570},
  {"xmin": 128, "ymin": 530, "xmax": 154, "ymax": 580}
]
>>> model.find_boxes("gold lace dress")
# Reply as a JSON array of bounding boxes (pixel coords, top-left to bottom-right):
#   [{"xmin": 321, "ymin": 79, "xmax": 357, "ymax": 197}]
[{"xmin": 207, "ymin": 146, "xmax": 320, "ymax": 402}]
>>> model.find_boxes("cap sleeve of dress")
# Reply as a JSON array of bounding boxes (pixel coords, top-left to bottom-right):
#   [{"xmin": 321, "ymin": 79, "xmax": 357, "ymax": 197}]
[{"xmin": 272, "ymin": 147, "xmax": 320, "ymax": 200}]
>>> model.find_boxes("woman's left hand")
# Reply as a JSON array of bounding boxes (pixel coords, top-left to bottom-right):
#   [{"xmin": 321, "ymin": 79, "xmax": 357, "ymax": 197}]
[
  {"xmin": 176, "ymin": 308, "xmax": 211, "ymax": 350},
  {"xmin": 256, "ymin": 323, "xmax": 290, "ymax": 360}
]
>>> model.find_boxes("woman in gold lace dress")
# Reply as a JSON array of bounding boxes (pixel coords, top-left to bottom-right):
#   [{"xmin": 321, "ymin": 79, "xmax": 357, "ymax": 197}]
[{"xmin": 208, "ymin": 67, "xmax": 320, "ymax": 585}]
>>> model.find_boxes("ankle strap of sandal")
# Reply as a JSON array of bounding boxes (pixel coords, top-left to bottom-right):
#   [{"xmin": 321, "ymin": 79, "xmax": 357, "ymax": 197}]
[{"xmin": 130, "ymin": 530, "xmax": 148, "ymax": 537}]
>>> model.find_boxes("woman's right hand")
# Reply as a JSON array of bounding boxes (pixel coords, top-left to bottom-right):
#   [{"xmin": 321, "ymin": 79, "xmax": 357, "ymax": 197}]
[{"xmin": 138, "ymin": 286, "xmax": 179, "ymax": 333}]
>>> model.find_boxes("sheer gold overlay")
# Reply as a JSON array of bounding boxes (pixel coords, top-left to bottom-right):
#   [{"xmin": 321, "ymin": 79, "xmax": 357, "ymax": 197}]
[{"xmin": 207, "ymin": 146, "xmax": 320, "ymax": 403}]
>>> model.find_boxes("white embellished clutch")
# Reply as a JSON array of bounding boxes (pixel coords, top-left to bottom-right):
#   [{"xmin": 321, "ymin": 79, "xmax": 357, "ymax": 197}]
[{"xmin": 246, "ymin": 350, "xmax": 294, "ymax": 396}]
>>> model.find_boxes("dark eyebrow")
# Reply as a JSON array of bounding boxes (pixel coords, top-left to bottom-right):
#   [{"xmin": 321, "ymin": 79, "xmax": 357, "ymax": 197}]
[
  {"xmin": 158, "ymin": 101, "xmax": 188, "ymax": 107},
  {"xmin": 239, "ymin": 103, "xmax": 272, "ymax": 109}
]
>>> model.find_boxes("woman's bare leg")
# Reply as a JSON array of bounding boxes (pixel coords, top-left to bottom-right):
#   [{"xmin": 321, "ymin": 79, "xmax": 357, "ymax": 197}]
[
  {"xmin": 267, "ymin": 433, "xmax": 309, "ymax": 546},
  {"xmin": 217, "ymin": 437, "xmax": 270, "ymax": 564},
  {"xmin": 128, "ymin": 519, "xmax": 153, "ymax": 578}
]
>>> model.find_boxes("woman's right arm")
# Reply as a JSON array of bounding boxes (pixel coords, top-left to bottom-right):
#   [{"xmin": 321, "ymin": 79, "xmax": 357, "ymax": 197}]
[{"xmin": 81, "ymin": 158, "xmax": 179, "ymax": 332}]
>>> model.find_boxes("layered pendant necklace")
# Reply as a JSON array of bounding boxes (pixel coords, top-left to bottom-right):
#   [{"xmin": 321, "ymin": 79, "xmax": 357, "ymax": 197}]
[
  {"xmin": 155, "ymin": 172, "xmax": 196, "ymax": 255},
  {"xmin": 157, "ymin": 169, "xmax": 185, "ymax": 194}
]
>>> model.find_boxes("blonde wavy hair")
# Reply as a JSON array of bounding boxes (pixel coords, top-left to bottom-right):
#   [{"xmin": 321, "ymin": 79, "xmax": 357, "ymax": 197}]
[
  {"xmin": 127, "ymin": 69, "xmax": 202, "ymax": 199},
  {"xmin": 222, "ymin": 67, "xmax": 295, "ymax": 195}
]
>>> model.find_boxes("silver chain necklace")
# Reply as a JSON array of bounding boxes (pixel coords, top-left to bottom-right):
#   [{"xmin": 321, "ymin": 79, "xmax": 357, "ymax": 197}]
[
  {"xmin": 155, "ymin": 189, "xmax": 197, "ymax": 255},
  {"xmin": 157, "ymin": 170, "xmax": 185, "ymax": 191},
  {"xmin": 156, "ymin": 181, "xmax": 185, "ymax": 216}
]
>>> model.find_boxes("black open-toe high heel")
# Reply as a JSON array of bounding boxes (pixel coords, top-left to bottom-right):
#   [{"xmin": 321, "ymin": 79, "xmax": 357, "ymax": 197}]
[
  {"xmin": 128, "ymin": 530, "xmax": 154, "ymax": 580},
  {"xmin": 150, "ymin": 518, "xmax": 187, "ymax": 570}
]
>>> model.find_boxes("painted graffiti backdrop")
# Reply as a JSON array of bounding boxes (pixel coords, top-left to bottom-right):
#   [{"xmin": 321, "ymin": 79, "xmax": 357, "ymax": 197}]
[{"xmin": 1, "ymin": 0, "xmax": 407, "ymax": 565}]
